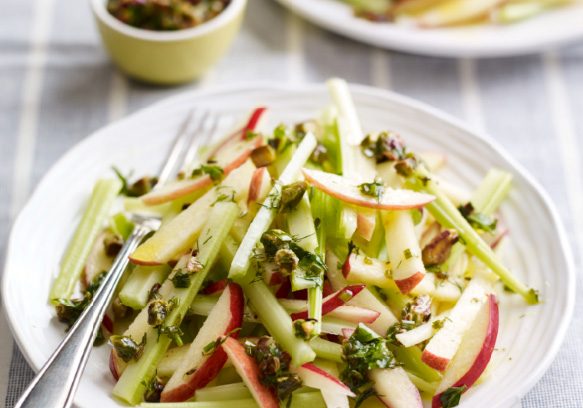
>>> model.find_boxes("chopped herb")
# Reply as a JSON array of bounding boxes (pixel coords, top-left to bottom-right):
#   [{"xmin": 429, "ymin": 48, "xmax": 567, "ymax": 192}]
[
  {"xmin": 171, "ymin": 270, "xmax": 191, "ymax": 288},
  {"xmin": 110, "ymin": 334, "xmax": 147, "ymax": 362},
  {"xmin": 357, "ymin": 178, "xmax": 385, "ymax": 202},
  {"xmin": 112, "ymin": 166, "xmax": 157, "ymax": 197},
  {"xmin": 440, "ymin": 385, "xmax": 467, "ymax": 408},
  {"xmin": 268, "ymin": 124, "xmax": 296, "ymax": 152},
  {"xmin": 244, "ymin": 129, "xmax": 260, "ymax": 140},
  {"xmin": 191, "ymin": 164, "xmax": 224, "ymax": 182},
  {"xmin": 432, "ymin": 319, "xmax": 445, "ymax": 330},
  {"xmin": 245, "ymin": 336, "xmax": 302, "ymax": 403},
  {"xmin": 148, "ymin": 283, "xmax": 162, "ymax": 301},
  {"xmin": 54, "ymin": 271, "xmax": 107, "ymax": 331},
  {"xmin": 458, "ymin": 203, "xmax": 497, "ymax": 233},
  {"xmin": 386, "ymin": 321, "xmax": 416, "ymax": 345},
  {"xmin": 142, "ymin": 372, "xmax": 164, "ymax": 402},
  {"xmin": 201, "ymin": 328, "xmax": 242, "ymax": 356},
  {"xmin": 403, "ymin": 248, "xmax": 414, "ymax": 260},
  {"xmin": 211, "ymin": 188, "xmax": 236, "ymax": 206},
  {"xmin": 157, "ymin": 325, "xmax": 184, "ymax": 345},
  {"xmin": 112, "ymin": 297, "xmax": 129, "ymax": 319},
  {"xmin": 342, "ymin": 324, "xmax": 398, "ymax": 395}
]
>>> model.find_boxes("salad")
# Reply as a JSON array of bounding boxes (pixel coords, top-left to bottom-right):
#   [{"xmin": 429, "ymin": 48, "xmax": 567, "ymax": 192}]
[
  {"xmin": 106, "ymin": 0, "xmax": 231, "ymax": 31},
  {"xmin": 50, "ymin": 78, "xmax": 538, "ymax": 408},
  {"xmin": 341, "ymin": 0, "xmax": 577, "ymax": 27}
]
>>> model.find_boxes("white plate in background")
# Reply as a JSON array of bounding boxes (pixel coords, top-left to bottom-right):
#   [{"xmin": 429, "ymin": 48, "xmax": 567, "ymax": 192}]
[
  {"xmin": 276, "ymin": 0, "xmax": 583, "ymax": 57},
  {"xmin": 1, "ymin": 83, "xmax": 574, "ymax": 407}
]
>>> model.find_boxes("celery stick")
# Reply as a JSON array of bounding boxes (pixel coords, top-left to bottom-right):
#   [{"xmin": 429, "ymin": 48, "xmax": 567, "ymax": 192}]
[
  {"xmin": 219, "ymin": 234, "xmax": 239, "ymax": 270},
  {"xmin": 113, "ymin": 202, "xmax": 239, "ymax": 405},
  {"xmin": 288, "ymin": 196, "xmax": 318, "ymax": 253},
  {"xmin": 50, "ymin": 178, "xmax": 121, "ymax": 300},
  {"xmin": 229, "ymin": 134, "xmax": 317, "ymax": 282},
  {"xmin": 195, "ymin": 383, "xmax": 251, "ymax": 401},
  {"xmin": 410, "ymin": 173, "xmax": 538, "ymax": 304},
  {"xmin": 119, "ymin": 265, "xmax": 170, "ymax": 309},
  {"xmin": 309, "ymin": 337, "xmax": 343, "ymax": 363},
  {"xmin": 471, "ymin": 168, "xmax": 513, "ymax": 216},
  {"xmin": 492, "ymin": 0, "xmax": 570, "ymax": 23},
  {"xmin": 141, "ymin": 392, "xmax": 326, "ymax": 408},
  {"xmin": 111, "ymin": 212, "xmax": 134, "ymax": 240},
  {"xmin": 340, "ymin": 0, "xmax": 391, "ymax": 14},
  {"xmin": 390, "ymin": 345, "xmax": 442, "ymax": 383},
  {"xmin": 407, "ymin": 372, "xmax": 438, "ymax": 394},
  {"xmin": 244, "ymin": 280, "xmax": 316, "ymax": 366}
]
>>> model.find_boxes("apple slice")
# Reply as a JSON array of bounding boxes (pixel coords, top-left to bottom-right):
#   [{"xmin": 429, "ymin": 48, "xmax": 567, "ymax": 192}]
[
  {"xmin": 432, "ymin": 295, "xmax": 499, "ymax": 408},
  {"xmin": 289, "ymin": 284, "xmax": 365, "ymax": 321},
  {"xmin": 280, "ymin": 299, "xmax": 379, "ymax": 324},
  {"xmin": 356, "ymin": 211, "xmax": 377, "ymax": 241},
  {"xmin": 415, "ymin": 0, "xmax": 504, "ymax": 28},
  {"xmin": 247, "ymin": 166, "xmax": 272, "ymax": 205},
  {"xmin": 326, "ymin": 250, "xmax": 398, "ymax": 334},
  {"xmin": 161, "ymin": 282, "xmax": 244, "ymax": 402},
  {"xmin": 296, "ymin": 362, "xmax": 353, "ymax": 408},
  {"xmin": 157, "ymin": 344, "xmax": 190, "ymax": 379},
  {"xmin": 262, "ymin": 262, "xmax": 286, "ymax": 286},
  {"xmin": 302, "ymin": 168, "xmax": 435, "ymax": 210},
  {"xmin": 82, "ymin": 231, "xmax": 115, "ymax": 288},
  {"xmin": 422, "ymin": 277, "xmax": 490, "ymax": 371},
  {"xmin": 370, "ymin": 367, "xmax": 423, "ymax": 408},
  {"xmin": 130, "ymin": 162, "xmax": 255, "ymax": 265},
  {"xmin": 201, "ymin": 279, "xmax": 229, "ymax": 295},
  {"xmin": 383, "ymin": 210, "xmax": 426, "ymax": 294},
  {"xmin": 342, "ymin": 253, "xmax": 390, "ymax": 288},
  {"xmin": 221, "ymin": 336, "xmax": 279, "ymax": 408},
  {"xmin": 207, "ymin": 107, "xmax": 268, "ymax": 159}
]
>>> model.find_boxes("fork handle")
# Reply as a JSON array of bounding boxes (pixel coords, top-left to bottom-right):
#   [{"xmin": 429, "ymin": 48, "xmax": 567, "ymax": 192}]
[{"xmin": 15, "ymin": 223, "xmax": 154, "ymax": 408}]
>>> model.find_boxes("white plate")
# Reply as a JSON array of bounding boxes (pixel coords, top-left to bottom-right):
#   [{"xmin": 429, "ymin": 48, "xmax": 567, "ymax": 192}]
[
  {"xmin": 276, "ymin": 0, "xmax": 583, "ymax": 57},
  {"xmin": 1, "ymin": 84, "xmax": 575, "ymax": 407}
]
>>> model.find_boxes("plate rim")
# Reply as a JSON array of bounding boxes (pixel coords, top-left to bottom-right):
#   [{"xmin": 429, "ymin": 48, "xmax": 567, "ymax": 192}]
[
  {"xmin": 1, "ymin": 82, "xmax": 576, "ymax": 407},
  {"xmin": 275, "ymin": 0, "xmax": 583, "ymax": 58}
]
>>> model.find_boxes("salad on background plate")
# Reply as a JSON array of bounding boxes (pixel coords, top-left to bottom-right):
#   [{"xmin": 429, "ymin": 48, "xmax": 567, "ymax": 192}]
[{"xmin": 49, "ymin": 79, "xmax": 539, "ymax": 408}]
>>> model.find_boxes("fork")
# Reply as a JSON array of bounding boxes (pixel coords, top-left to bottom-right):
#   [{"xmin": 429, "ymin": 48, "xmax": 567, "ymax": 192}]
[{"xmin": 15, "ymin": 109, "xmax": 221, "ymax": 408}]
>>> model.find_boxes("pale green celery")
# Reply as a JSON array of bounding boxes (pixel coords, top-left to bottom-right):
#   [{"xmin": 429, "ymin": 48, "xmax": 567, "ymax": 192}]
[
  {"xmin": 189, "ymin": 295, "xmax": 219, "ymax": 316},
  {"xmin": 390, "ymin": 345, "xmax": 442, "ymax": 383},
  {"xmin": 229, "ymin": 134, "xmax": 317, "ymax": 282},
  {"xmin": 411, "ymin": 173, "xmax": 537, "ymax": 304},
  {"xmin": 119, "ymin": 265, "xmax": 170, "ymax": 309},
  {"xmin": 493, "ymin": 0, "xmax": 571, "ymax": 23},
  {"xmin": 141, "ymin": 392, "xmax": 326, "ymax": 408},
  {"xmin": 309, "ymin": 337, "xmax": 343, "ymax": 363},
  {"xmin": 308, "ymin": 189, "xmax": 329, "ymax": 335},
  {"xmin": 288, "ymin": 196, "xmax": 318, "ymax": 253},
  {"xmin": 471, "ymin": 169, "xmax": 513, "ymax": 216},
  {"xmin": 218, "ymin": 235, "xmax": 239, "ymax": 270},
  {"xmin": 244, "ymin": 280, "xmax": 316, "ymax": 366},
  {"xmin": 352, "ymin": 211, "xmax": 385, "ymax": 258},
  {"xmin": 374, "ymin": 283, "xmax": 407, "ymax": 318},
  {"xmin": 407, "ymin": 372, "xmax": 439, "ymax": 395},
  {"xmin": 213, "ymin": 365, "xmax": 240, "ymax": 386},
  {"xmin": 50, "ymin": 178, "xmax": 121, "ymax": 300},
  {"xmin": 320, "ymin": 108, "xmax": 342, "ymax": 174},
  {"xmin": 273, "ymin": 143, "xmax": 297, "ymax": 178},
  {"xmin": 195, "ymin": 383, "xmax": 251, "ymax": 401},
  {"xmin": 291, "ymin": 272, "xmax": 318, "ymax": 291},
  {"xmin": 336, "ymin": 205, "xmax": 358, "ymax": 239},
  {"xmin": 111, "ymin": 213, "xmax": 134, "ymax": 240},
  {"xmin": 113, "ymin": 202, "xmax": 239, "ymax": 405},
  {"xmin": 340, "ymin": 0, "xmax": 391, "ymax": 14}
]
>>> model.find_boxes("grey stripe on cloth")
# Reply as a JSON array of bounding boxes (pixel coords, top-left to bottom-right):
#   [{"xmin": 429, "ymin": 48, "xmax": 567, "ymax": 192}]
[{"xmin": 1, "ymin": 0, "xmax": 583, "ymax": 407}]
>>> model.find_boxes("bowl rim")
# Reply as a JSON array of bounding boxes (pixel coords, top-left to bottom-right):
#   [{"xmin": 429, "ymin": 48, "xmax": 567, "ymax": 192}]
[{"xmin": 90, "ymin": 0, "xmax": 246, "ymax": 42}]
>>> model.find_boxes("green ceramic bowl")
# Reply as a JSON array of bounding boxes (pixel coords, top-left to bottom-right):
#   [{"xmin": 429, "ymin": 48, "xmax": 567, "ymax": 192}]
[{"xmin": 91, "ymin": 0, "xmax": 247, "ymax": 85}]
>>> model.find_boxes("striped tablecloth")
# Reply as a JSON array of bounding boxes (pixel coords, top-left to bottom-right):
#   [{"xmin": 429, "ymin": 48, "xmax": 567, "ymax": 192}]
[{"xmin": 1, "ymin": 0, "xmax": 582, "ymax": 406}]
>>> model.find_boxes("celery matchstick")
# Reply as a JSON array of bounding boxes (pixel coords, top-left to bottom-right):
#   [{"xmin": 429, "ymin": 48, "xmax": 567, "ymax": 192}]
[
  {"xmin": 113, "ymin": 202, "xmax": 239, "ymax": 405},
  {"xmin": 118, "ymin": 265, "xmax": 170, "ymax": 310},
  {"xmin": 50, "ymin": 178, "xmax": 121, "ymax": 301}
]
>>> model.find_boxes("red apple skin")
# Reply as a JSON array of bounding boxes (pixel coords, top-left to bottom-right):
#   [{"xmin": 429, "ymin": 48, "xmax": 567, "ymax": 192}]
[
  {"xmin": 207, "ymin": 107, "xmax": 268, "ymax": 158},
  {"xmin": 421, "ymin": 350, "xmax": 451, "ymax": 372},
  {"xmin": 394, "ymin": 271, "xmax": 425, "ymax": 294},
  {"xmin": 290, "ymin": 284, "xmax": 365, "ymax": 321},
  {"xmin": 109, "ymin": 350, "xmax": 121, "ymax": 381},
  {"xmin": 248, "ymin": 167, "xmax": 269, "ymax": 204},
  {"xmin": 222, "ymin": 336, "xmax": 279, "ymax": 408},
  {"xmin": 302, "ymin": 168, "xmax": 435, "ymax": 210},
  {"xmin": 297, "ymin": 363, "xmax": 354, "ymax": 396},
  {"xmin": 201, "ymin": 279, "xmax": 228, "ymax": 295},
  {"xmin": 160, "ymin": 283, "xmax": 244, "ymax": 402},
  {"xmin": 275, "ymin": 279, "xmax": 292, "ymax": 299},
  {"xmin": 323, "ymin": 281, "xmax": 334, "ymax": 297},
  {"xmin": 431, "ymin": 295, "xmax": 499, "ymax": 408}
]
